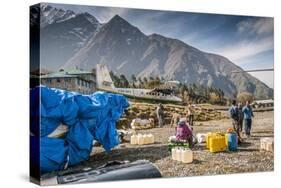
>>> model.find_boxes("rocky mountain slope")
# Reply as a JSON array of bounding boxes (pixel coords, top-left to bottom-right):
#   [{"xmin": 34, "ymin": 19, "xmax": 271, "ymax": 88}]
[
  {"xmin": 36, "ymin": 5, "xmax": 273, "ymax": 98},
  {"xmin": 62, "ymin": 15, "xmax": 272, "ymax": 98},
  {"xmin": 39, "ymin": 5, "xmax": 101, "ymax": 70}
]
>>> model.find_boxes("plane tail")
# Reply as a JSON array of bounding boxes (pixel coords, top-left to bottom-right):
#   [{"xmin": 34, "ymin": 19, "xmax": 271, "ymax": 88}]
[{"xmin": 96, "ymin": 64, "xmax": 115, "ymax": 90}]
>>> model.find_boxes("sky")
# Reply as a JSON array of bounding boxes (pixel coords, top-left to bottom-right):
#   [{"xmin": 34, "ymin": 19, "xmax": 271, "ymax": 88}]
[{"xmin": 49, "ymin": 3, "xmax": 274, "ymax": 88}]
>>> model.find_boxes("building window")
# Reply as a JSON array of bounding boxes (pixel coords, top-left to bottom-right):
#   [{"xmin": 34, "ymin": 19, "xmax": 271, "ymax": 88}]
[
  {"xmin": 65, "ymin": 78, "xmax": 70, "ymax": 82},
  {"xmin": 46, "ymin": 79, "xmax": 52, "ymax": 83},
  {"xmin": 77, "ymin": 79, "xmax": 80, "ymax": 86}
]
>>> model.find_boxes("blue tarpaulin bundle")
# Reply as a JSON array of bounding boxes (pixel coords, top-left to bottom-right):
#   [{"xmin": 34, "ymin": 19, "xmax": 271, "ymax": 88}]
[{"xmin": 30, "ymin": 86, "xmax": 129, "ymax": 173}]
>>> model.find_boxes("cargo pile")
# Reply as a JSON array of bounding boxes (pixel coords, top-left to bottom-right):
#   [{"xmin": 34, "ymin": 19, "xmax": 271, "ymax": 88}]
[
  {"xmin": 117, "ymin": 102, "xmax": 228, "ymax": 130},
  {"xmin": 130, "ymin": 118, "xmax": 154, "ymax": 130}
]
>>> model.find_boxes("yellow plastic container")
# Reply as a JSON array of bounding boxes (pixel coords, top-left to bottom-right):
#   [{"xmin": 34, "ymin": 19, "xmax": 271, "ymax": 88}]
[
  {"xmin": 206, "ymin": 132, "xmax": 215, "ymax": 149},
  {"xmin": 225, "ymin": 133, "xmax": 228, "ymax": 147},
  {"xmin": 209, "ymin": 135, "xmax": 226, "ymax": 153}
]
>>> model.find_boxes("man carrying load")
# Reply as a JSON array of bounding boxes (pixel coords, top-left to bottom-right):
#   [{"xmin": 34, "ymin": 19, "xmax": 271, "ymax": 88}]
[
  {"xmin": 186, "ymin": 103, "xmax": 194, "ymax": 128},
  {"xmin": 156, "ymin": 103, "xmax": 165, "ymax": 127}
]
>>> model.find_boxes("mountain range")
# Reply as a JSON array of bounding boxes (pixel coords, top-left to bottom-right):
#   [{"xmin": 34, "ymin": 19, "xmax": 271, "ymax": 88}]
[{"xmin": 36, "ymin": 4, "xmax": 273, "ymax": 99}]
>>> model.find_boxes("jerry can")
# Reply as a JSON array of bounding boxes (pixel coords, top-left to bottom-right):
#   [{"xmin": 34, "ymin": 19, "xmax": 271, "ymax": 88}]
[
  {"xmin": 209, "ymin": 136, "xmax": 226, "ymax": 153},
  {"xmin": 130, "ymin": 135, "xmax": 138, "ymax": 145},
  {"xmin": 137, "ymin": 134, "xmax": 144, "ymax": 145},
  {"xmin": 228, "ymin": 133, "xmax": 238, "ymax": 151},
  {"xmin": 260, "ymin": 137, "xmax": 274, "ymax": 152},
  {"xmin": 176, "ymin": 147, "xmax": 183, "ymax": 161},
  {"xmin": 206, "ymin": 132, "xmax": 215, "ymax": 148},
  {"xmin": 181, "ymin": 149, "xmax": 193, "ymax": 163},
  {"xmin": 143, "ymin": 134, "xmax": 149, "ymax": 144},
  {"xmin": 148, "ymin": 134, "xmax": 153, "ymax": 144},
  {"xmin": 171, "ymin": 148, "xmax": 177, "ymax": 160},
  {"xmin": 266, "ymin": 141, "xmax": 274, "ymax": 152},
  {"xmin": 148, "ymin": 134, "xmax": 155, "ymax": 144}
]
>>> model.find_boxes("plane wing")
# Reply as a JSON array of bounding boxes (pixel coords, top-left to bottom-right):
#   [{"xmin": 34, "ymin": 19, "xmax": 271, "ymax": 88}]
[{"xmin": 147, "ymin": 88, "xmax": 174, "ymax": 95}]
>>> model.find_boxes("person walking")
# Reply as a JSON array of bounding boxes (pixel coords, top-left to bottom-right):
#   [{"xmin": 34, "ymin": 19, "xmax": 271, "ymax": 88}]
[
  {"xmin": 170, "ymin": 112, "xmax": 181, "ymax": 128},
  {"xmin": 156, "ymin": 103, "xmax": 164, "ymax": 127},
  {"xmin": 229, "ymin": 100, "xmax": 242, "ymax": 143},
  {"xmin": 242, "ymin": 101, "xmax": 254, "ymax": 138},
  {"xmin": 237, "ymin": 103, "xmax": 244, "ymax": 139},
  {"xmin": 186, "ymin": 104, "xmax": 194, "ymax": 128}
]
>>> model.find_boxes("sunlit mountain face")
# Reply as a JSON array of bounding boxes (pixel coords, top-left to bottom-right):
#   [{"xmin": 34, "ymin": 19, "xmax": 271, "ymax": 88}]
[{"xmin": 36, "ymin": 4, "xmax": 273, "ymax": 99}]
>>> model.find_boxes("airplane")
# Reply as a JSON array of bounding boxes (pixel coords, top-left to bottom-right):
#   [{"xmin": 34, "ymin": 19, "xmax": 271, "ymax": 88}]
[
  {"xmin": 96, "ymin": 64, "xmax": 183, "ymax": 103},
  {"xmin": 231, "ymin": 68, "xmax": 274, "ymax": 73}
]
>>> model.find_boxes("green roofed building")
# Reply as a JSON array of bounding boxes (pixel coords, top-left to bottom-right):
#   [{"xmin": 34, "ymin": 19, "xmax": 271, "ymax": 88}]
[{"xmin": 41, "ymin": 69, "xmax": 96, "ymax": 94}]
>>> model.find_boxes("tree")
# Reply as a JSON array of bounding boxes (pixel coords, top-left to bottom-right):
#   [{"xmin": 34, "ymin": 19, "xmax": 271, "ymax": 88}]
[
  {"xmin": 179, "ymin": 84, "xmax": 189, "ymax": 102},
  {"xmin": 131, "ymin": 74, "xmax": 137, "ymax": 83},
  {"xmin": 143, "ymin": 77, "xmax": 148, "ymax": 85},
  {"xmin": 209, "ymin": 92, "xmax": 220, "ymax": 104},
  {"xmin": 138, "ymin": 77, "xmax": 143, "ymax": 88},
  {"xmin": 237, "ymin": 92, "xmax": 254, "ymax": 104},
  {"xmin": 120, "ymin": 74, "xmax": 129, "ymax": 88},
  {"xmin": 155, "ymin": 76, "xmax": 161, "ymax": 83},
  {"xmin": 110, "ymin": 71, "xmax": 121, "ymax": 87},
  {"xmin": 130, "ymin": 74, "xmax": 137, "ymax": 88},
  {"xmin": 149, "ymin": 76, "xmax": 154, "ymax": 81},
  {"xmin": 146, "ymin": 79, "xmax": 161, "ymax": 89}
]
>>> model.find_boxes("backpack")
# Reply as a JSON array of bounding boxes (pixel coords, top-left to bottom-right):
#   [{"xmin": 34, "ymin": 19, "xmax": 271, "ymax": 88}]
[{"xmin": 229, "ymin": 106, "xmax": 238, "ymax": 120}]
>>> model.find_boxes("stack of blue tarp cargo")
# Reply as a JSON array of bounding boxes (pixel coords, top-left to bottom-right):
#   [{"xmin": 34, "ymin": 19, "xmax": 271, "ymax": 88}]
[{"xmin": 30, "ymin": 86, "xmax": 129, "ymax": 173}]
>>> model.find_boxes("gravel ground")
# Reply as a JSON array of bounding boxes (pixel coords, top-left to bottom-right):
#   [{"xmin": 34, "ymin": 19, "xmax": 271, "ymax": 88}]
[{"xmin": 74, "ymin": 110, "xmax": 274, "ymax": 177}]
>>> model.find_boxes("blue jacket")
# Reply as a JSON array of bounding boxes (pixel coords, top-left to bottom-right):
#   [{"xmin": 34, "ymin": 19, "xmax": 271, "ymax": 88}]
[{"xmin": 242, "ymin": 106, "xmax": 254, "ymax": 120}]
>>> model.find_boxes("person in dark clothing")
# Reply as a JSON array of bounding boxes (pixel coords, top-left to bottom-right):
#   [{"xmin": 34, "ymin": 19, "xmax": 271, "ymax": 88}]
[
  {"xmin": 229, "ymin": 100, "xmax": 242, "ymax": 143},
  {"xmin": 237, "ymin": 103, "xmax": 244, "ymax": 138},
  {"xmin": 242, "ymin": 101, "xmax": 254, "ymax": 137}
]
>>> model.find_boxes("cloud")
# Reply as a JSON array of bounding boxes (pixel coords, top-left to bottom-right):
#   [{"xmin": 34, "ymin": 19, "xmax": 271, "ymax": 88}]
[
  {"xmin": 93, "ymin": 7, "xmax": 129, "ymax": 23},
  {"xmin": 126, "ymin": 11, "xmax": 188, "ymax": 36},
  {"xmin": 215, "ymin": 36, "xmax": 273, "ymax": 62},
  {"xmin": 249, "ymin": 71, "xmax": 273, "ymax": 88},
  {"xmin": 237, "ymin": 18, "xmax": 273, "ymax": 35}
]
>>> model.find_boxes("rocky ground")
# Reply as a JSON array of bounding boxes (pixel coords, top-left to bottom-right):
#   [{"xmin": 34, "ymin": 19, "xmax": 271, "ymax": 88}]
[{"xmin": 80, "ymin": 110, "xmax": 274, "ymax": 177}]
